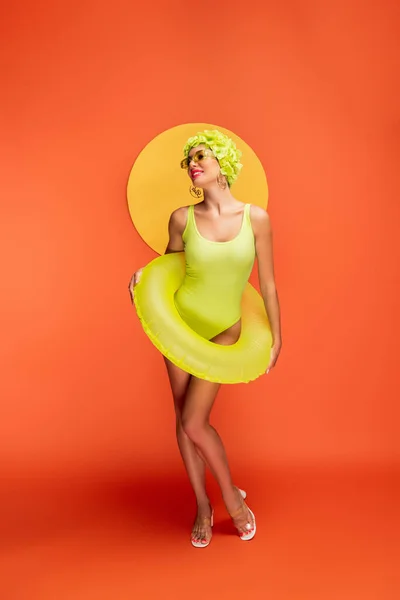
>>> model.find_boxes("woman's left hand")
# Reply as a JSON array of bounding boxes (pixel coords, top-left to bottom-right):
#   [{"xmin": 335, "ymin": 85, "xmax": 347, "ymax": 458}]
[{"xmin": 266, "ymin": 341, "xmax": 282, "ymax": 374}]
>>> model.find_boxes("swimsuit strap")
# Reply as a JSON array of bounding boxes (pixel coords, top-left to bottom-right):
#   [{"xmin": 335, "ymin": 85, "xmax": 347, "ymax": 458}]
[
  {"xmin": 188, "ymin": 204, "xmax": 196, "ymax": 232},
  {"xmin": 182, "ymin": 204, "xmax": 195, "ymax": 240},
  {"xmin": 243, "ymin": 203, "xmax": 253, "ymax": 233}
]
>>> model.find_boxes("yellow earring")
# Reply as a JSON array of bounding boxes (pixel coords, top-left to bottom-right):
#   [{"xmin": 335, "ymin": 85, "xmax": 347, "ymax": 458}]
[{"xmin": 189, "ymin": 185, "xmax": 203, "ymax": 199}]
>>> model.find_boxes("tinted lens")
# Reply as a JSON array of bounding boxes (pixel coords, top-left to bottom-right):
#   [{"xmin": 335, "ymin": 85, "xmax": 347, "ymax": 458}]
[
  {"xmin": 181, "ymin": 149, "xmax": 212, "ymax": 170},
  {"xmin": 191, "ymin": 150, "xmax": 209, "ymax": 164},
  {"xmin": 195, "ymin": 151, "xmax": 206, "ymax": 161}
]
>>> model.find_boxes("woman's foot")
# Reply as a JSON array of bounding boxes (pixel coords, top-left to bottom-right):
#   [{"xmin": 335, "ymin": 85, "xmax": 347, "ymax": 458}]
[
  {"xmin": 191, "ymin": 502, "xmax": 213, "ymax": 548},
  {"xmin": 226, "ymin": 486, "xmax": 256, "ymax": 540}
]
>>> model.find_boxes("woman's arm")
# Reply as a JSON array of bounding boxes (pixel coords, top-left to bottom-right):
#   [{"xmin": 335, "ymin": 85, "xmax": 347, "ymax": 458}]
[
  {"xmin": 251, "ymin": 206, "xmax": 282, "ymax": 371},
  {"xmin": 165, "ymin": 207, "xmax": 187, "ymax": 254},
  {"xmin": 129, "ymin": 206, "xmax": 187, "ymax": 303}
]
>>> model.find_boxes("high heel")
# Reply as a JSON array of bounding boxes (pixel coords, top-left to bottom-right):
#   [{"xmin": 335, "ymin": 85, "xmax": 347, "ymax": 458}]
[
  {"xmin": 238, "ymin": 488, "xmax": 247, "ymax": 500},
  {"xmin": 191, "ymin": 507, "xmax": 214, "ymax": 548}
]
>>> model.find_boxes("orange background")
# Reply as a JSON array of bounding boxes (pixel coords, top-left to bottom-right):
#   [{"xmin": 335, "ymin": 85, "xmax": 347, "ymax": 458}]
[{"xmin": 1, "ymin": 1, "xmax": 399, "ymax": 598}]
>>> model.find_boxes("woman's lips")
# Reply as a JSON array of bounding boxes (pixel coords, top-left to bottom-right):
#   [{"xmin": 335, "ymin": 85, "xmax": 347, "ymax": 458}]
[{"xmin": 191, "ymin": 170, "xmax": 203, "ymax": 179}]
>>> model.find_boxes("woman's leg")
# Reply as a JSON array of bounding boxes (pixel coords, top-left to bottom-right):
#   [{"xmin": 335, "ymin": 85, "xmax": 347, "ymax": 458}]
[
  {"xmin": 163, "ymin": 358, "xmax": 212, "ymax": 544},
  {"xmin": 180, "ymin": 322, "xmax": 255, "ymax": 537}
]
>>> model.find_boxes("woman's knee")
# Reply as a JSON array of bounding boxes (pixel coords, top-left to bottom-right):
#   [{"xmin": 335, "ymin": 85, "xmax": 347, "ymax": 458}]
[{"xmin": 181, "ymin": 415, "xmax": 206, "ymax": 443}]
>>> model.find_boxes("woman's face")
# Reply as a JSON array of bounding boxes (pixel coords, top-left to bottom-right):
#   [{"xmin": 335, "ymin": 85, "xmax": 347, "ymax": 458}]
[{"xmin": 186, "ymin": 144, "xmax": 221, "ymax": 188}]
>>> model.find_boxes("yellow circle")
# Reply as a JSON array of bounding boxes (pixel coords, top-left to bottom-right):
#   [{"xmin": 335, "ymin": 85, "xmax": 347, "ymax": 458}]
[{"xmin": 127, "ymin": 123, "xmax": 268, "ymax": 255}]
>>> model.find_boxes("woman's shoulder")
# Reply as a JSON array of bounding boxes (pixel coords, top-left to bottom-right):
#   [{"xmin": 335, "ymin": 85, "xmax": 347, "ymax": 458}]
[
  {"xmin": 248, "ymin": 204, "xmax": 270, "ymax": 221},
  {"xmin": 248, "ymin": 204, "xmax": 271, "ymax": 234},
  {"xmin": 168, "ymin": 205, "xmax": 191, "ymax": 234}
]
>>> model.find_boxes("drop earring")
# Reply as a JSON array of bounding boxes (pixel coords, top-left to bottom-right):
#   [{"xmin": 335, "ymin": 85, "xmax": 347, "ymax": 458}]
[
  {"xmin": 189, "ymin": 185, "xmax": 203, "ymax": 199},
  {"xmin": 217, "ymin": 172, "xmax": 227, "ymax": 190}
]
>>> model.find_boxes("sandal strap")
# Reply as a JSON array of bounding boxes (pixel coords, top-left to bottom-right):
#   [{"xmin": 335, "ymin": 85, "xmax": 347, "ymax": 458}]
[
  {"xmin": 228, "ymin": 488, "xmax": 246, "ymax": 519},
  {"xmin": 200, "ymin": 516, "xmax": 211, "ymax": 524},
  {"xmin": 195, "ymin": 508, "xmax": 213, "ymax": 524},
  {"xmin": 230, "ymin": 504, "xmax": 246, "ymax": 520}
]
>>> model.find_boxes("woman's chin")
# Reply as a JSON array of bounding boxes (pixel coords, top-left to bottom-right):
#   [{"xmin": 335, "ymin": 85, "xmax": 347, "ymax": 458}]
[{"xmin": 191, "ymin": 178, "xmax": 205, "ymax": 188}]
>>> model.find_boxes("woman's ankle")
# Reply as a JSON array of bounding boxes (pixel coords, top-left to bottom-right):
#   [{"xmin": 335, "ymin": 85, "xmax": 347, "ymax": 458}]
[
  {"xmin": 196, "ymin": 496, "xmax": 211, "ymax": 510},
  {"xmin": 222, "ymin": 484, "xmax": 240, "ymax": 511}
]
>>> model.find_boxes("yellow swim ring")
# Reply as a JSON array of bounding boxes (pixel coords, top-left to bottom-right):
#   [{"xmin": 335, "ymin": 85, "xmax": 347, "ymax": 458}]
[{"xmin": 133, "ymin": 252, "xmax": 272, "ymax": 384}]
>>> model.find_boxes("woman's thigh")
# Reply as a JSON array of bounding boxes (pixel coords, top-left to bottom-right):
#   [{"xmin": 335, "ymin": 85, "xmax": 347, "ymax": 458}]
[
  {"xmin": 210, "ymin": 319, "xmax": 241, "ymax": 345},
  {"xmin": 164, "ymin": 318, "xmax": 240, "ymax": 417},
  {"xmin": 181, "ymin": 320, "xmax": 241, "ymax": 421},
  {"xmin": 163, "ymin": 357, "xmax": 191, "ymax": 415}
]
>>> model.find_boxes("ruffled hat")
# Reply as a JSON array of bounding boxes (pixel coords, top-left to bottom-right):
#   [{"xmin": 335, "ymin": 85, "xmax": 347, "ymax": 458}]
[{"xmin": 183, "ymin": 129, "xmax": 243, "ymax": 186}]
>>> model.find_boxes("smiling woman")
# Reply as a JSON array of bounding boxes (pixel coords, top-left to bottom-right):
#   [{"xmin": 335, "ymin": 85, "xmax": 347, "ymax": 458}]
[{"xmin": 129, "ymin": 127, "xmax": 281, "ymax": 549}]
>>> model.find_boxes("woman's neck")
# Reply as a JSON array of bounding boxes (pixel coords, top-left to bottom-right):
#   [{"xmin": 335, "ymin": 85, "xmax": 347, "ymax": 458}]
[{"xmin": 202, "ymin": 185, "xmax": 234, "ymax": 210}]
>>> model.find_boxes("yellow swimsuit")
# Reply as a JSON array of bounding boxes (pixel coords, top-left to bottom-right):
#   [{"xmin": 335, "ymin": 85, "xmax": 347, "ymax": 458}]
[
  {"xmin": 174, "ymin": 204, "xmax": 255, "ymax": 340},
  {"xmin": 133, "ymin": 202, "xmax": 271, "ymax": 383}
]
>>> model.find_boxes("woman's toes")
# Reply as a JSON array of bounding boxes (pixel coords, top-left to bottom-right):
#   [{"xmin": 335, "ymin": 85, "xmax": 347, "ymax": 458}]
[{"xmin": 192, "ymin": 508, "xmax": 212, "ymax": 546}]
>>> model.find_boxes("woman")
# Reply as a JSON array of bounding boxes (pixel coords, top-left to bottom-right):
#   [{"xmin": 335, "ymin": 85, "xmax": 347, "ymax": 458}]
[{"xmin": 129, "ymin": 130, "xmax": 281, "ymax": 548}]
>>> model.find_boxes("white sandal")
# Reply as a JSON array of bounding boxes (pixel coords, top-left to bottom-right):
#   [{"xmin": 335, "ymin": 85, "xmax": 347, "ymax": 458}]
[
  {"xmin": 190, "ymin": 488, "xmax": 250, "ymax": 547},
  {"xmin": 230, "ymin": 487, "xmax": 256, "ymax": 541},
  {"xmin": 191, "ymin": 508, "xmax": 214, "ymax": 548}
]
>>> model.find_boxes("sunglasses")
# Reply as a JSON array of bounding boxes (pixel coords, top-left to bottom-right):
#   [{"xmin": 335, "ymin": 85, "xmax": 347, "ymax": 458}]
[{"xmin": 180, "ymin": 148, "xmax": 215, "ymax": 170}]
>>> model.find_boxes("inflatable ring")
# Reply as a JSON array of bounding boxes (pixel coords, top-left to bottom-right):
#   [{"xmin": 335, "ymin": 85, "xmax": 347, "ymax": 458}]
[{"xmin": 133, "ymin": 253, "xmax": 272, "ymax": 384}]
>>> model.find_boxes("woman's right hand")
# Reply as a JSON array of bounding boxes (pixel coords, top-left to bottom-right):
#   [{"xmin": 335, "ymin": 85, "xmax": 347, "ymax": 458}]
[{"xmin": 128, "ymin": 268, "xmax": 143, "ymax": 303}]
